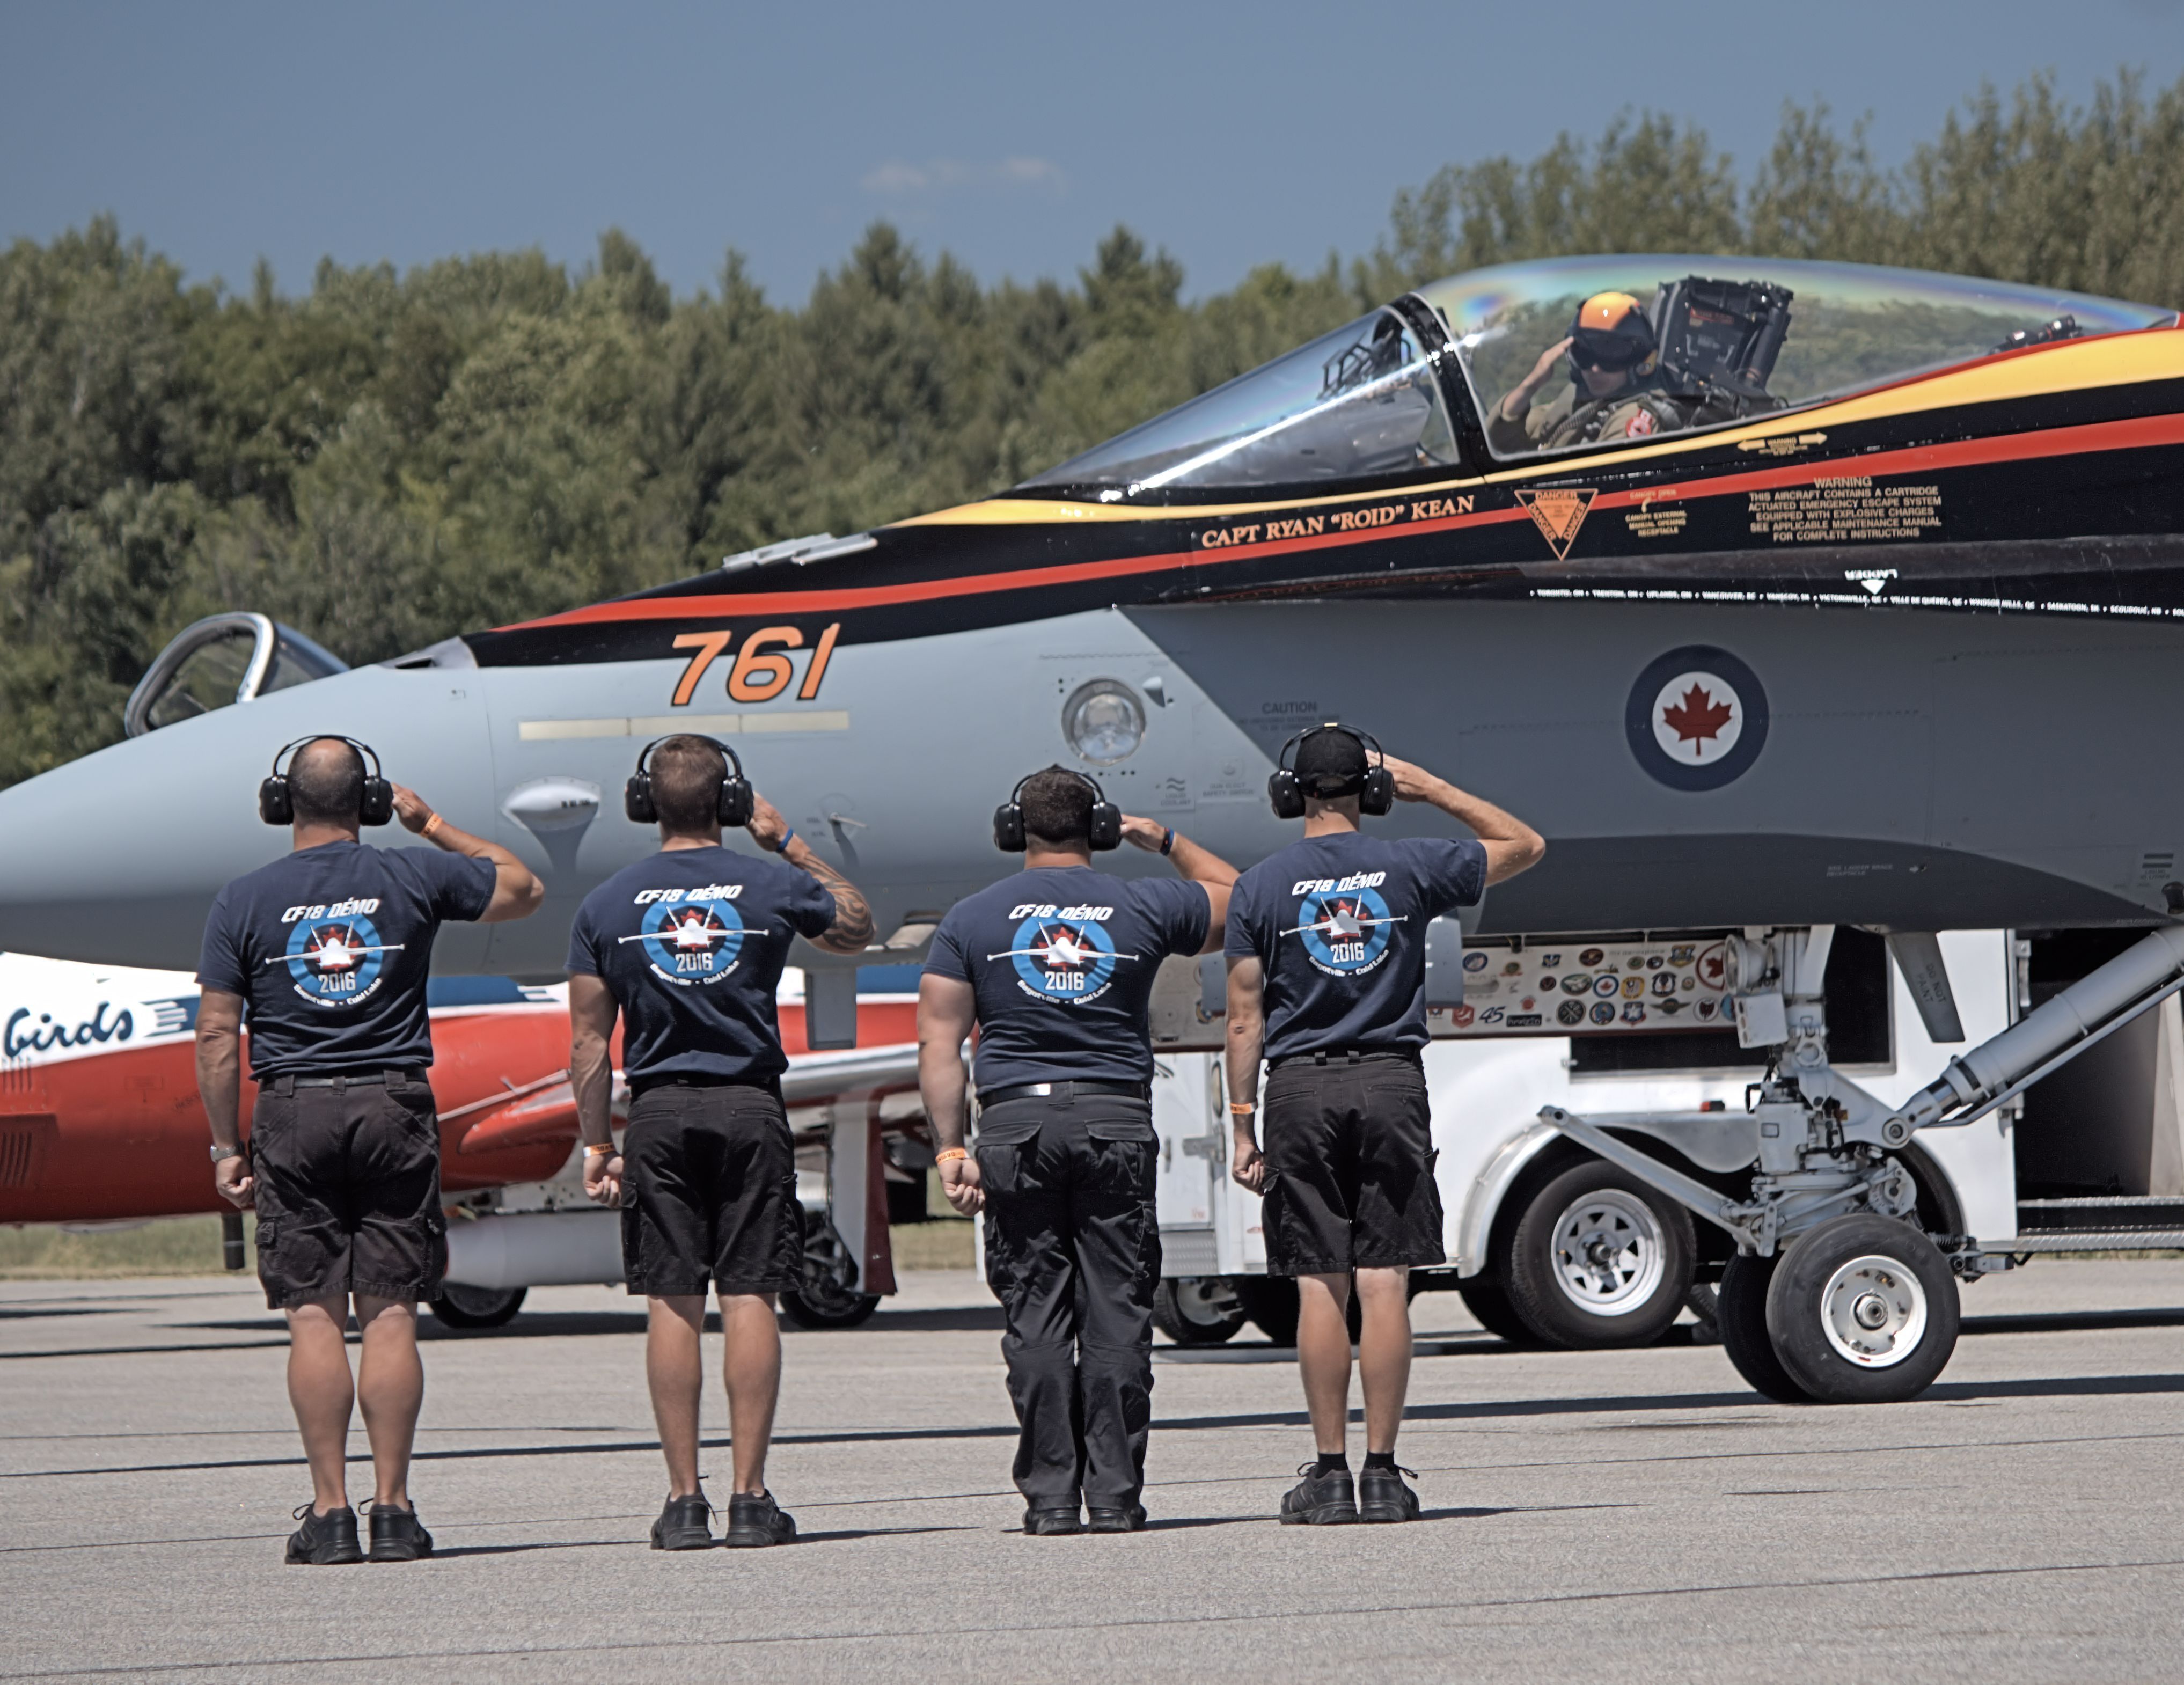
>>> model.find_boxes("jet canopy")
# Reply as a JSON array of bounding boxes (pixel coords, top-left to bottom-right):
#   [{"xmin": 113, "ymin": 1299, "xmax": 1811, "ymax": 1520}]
[
  {"xmin": 124, "ymin": 613, "xmax": 348, "ymax": 738},
  {"xmin": 1018, "ymin": 255, "xmax": 2174, "ymax": 499}
]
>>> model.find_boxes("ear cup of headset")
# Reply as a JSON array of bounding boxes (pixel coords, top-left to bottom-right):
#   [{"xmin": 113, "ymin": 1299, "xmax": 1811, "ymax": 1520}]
[
  {"xmin": 625, "ymin": 775, "xmax": 657, "ymax": 825},
  {"xmin": 259, "ymin": 776, "xmax": 292, "ymax": 827},
  {"xmin": 1087, "ymin": 800, "xmax": 1122, "ymax": 851},
  {"xmin": 1359, "ymin": 765, "xmax": 1395, "ymax": 816},
  {"xmin": 718, "ymin": 775, "xmax": 754, "ymax": 829},
  {"xmin": 993, "ymin": 802, "xmax": 1026, "ymax": 853},
  {"xmin": 1267, "ymin": 768, "xmax": 1306, "ymax": 820},
  {"xmin": 359, "ymin": 777, "xmax": 394, "ymax": 827}
]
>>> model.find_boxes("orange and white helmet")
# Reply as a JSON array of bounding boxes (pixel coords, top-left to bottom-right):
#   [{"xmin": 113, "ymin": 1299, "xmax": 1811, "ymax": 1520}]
[{"xmin": 1569, "ymin": 291, "xmax": 1658, "ymax": 375}]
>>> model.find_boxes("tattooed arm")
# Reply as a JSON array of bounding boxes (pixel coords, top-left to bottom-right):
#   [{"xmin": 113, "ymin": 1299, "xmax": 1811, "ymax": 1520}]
[{"xmin": 746, "ymin": 793, "xmax": 877, "ymax": 955}]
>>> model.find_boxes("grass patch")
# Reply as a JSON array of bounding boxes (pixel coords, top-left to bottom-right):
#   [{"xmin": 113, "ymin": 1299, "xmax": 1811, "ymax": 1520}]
[
  {"xmin": 891, "ymin": 1216, "xmax": 974, "ymax": 1270},
  {"xmin": 0, "ymin": 1215, "xmax": 252, "ymax": 1279}
]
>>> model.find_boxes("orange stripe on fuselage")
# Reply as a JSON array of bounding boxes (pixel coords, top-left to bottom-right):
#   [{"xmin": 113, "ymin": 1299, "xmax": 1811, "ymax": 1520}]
[{"xmin": 503, "ymin": 410, "xmax": 2184, "ymax": 634}]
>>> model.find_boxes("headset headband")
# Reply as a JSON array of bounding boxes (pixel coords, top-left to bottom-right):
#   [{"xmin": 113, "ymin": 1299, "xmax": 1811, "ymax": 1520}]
[
  {"xmin": 260, "ymin": 735, "xmax": 393, "ymax": 827},
  {"xmin": 269, "ymin": 734, "xmax": 382, "ymax": 782},
  {"xmin": 633, "ymin": 734, "xmax": 743, "ymax": 781},
  {"xmin": 1277, "ymin": 722, "xmax": 1385, "ymax": 788},
  {"xmin": 1007, "ymin": 766, "xmax": 1107, "ymax": 809}
]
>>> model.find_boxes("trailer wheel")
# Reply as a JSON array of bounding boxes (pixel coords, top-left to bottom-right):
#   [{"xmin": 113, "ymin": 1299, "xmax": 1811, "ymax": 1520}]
[
  {"xmin": 427, "ymin": 1284, "xmax": 527, "ymax": 1331},
  {"xmin": 1505, "ymin": 1161, "xmax": 1694, "ymax": 1349},
  {"xmin": 780, "ymin": 1210, "xmax": 882, "ymax": 1330},
  {"xmin": 1456, "ymin": 1278, "xmax": 1537, "ymax": 1344},
  {"xmin": 1153, "ymin": 1278, "xmax": 1248, "ymax": 1344},
  {"xmin": 1764, "ymin": 1214, "xmax": 1959, "ymax": 1404},
  {"xmin": 1236, "ymin": 1277, "xmax": 1300, "ymax": 1345},
  {"xmin": 1717, "ymin": 1252, "xmax": 1811, "ymax": 1402}
]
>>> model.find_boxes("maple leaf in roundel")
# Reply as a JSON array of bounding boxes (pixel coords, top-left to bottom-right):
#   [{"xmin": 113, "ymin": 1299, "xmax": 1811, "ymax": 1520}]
[{"xmin": 1661, "ymin": 684, "xmax": 1734, "ymax": 757}]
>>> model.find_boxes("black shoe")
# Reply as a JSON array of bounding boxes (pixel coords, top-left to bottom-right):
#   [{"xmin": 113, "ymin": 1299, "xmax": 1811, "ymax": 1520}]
[
  {"xmin": 1022, "ymin": 1505, "xmax": 1083, "ymax": 1535},
  {"xmin": 285, "ymin": 1504, "xmax": 363, "ymax": 1565},
  {"xmin": 1279, "ymin": 1464, "xmax": 1359, "ymax": 1526},
  {"xmin": 650, "ymin": 1492, "xmax": 715, "ymax": 1551},
  {"xmin": 1358, "ymin": 1464, "xmax": 1421, "ymax": 1523},
  {"xmin": 724, "ymin": 1490, "xmax": 797, "ymax": 1548},
  {"xmin": 1087, "ymin": 1504, "xmax": 1147, "ymax": 1533},
  {"xmin": 367, "ymin": 1501, "xmax": 434, "ymax": 1562}
]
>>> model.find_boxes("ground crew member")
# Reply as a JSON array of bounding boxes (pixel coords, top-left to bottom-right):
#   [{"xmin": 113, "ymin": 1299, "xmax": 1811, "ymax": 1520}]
[
  {"xmin": 196, "ymin": 736, "xmax": 544, "ymax": 1565},
  {"xmin": 1488, "ymin": 290, "xmax": 1678, "ymax": 451},
  {"xmin": 1225, "ymin": 726, "xmax": 1543, "ymax": 1524},
  {"xmin": 918, "ymin": 768, "xmax": 1237, "ymax": 1535},
  {"xmin": 570, "ymin": 735, "xmax": 874, "ymax": 1551}
]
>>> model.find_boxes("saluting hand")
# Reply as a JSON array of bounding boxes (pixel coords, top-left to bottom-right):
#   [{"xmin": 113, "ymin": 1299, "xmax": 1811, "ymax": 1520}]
[
  {"xmin": 1117, "ymin": 814, "xmax": 1168, "ymax": 853},
  {"xmin": 391, "ymin": 786, "xmax": 437, "ymax": 834},
  {"xmin": 583, "ymin": 1150, "xmax": 624, "ymax": 1208},
  {"xmin": 940, "ymin": 1154, "xmax": 984, "ymax": 1215},
  {"xmin": 1501, "ymin": 337, "xmax": 1572, "ymax": 419},
  {"xmin": 1376, "ymin": 754, "xmax": 1444, "ymax": 804},
  {"xmin": 745, "ymin": 792, "xmax": 790, "ymax": 854}
]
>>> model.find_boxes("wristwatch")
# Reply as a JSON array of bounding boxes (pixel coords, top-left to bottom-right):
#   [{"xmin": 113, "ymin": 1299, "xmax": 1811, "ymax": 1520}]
[{"xmin": 210, "ymin": 1143, "xmax": 244, "ymax": 1162}]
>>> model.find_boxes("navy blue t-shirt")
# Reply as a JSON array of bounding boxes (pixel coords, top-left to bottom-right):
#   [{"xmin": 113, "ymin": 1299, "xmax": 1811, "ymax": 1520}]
[
  {"xmin": 1226, "ymin": 833, "xmax": 1487, "ymax": 1060},
  {"xmin": 924, "ymin": 866, "xmax": 1211, "ymax": 1088},
  {"xmin": 567, "ymin": 846, "xmax": 837, "ymax": 1085},
  {"xmin": 197, "ymin": 840, "xmax": 498, "ymax": 1080}
]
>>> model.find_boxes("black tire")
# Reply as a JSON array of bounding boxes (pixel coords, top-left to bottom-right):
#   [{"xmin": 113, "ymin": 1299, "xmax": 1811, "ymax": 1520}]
[
  {"xmin": 1456, "ymin": 1277, "xmax": 1537, "ymax": 1344},
  {"xmin": 1764, "ymin": 1214, "xmax": 1960, "ymax": 1404},
  {"xmin": 779, "ymin": 1285, "xmax": 882, "ymax": 1330},
  {"xmin": 1236, "ymin": 1276, "xmax": 1300, "ymax": 1345},
  {"xmin": 1153, "ymin": 1277, "xmax": 1248, "ymax": 1345},
  {"xmin": 1505, "ymin": 1160, "xmax": 1695, "ymax": 1349},
  {"xmin": 426, "ymin": 1284, "xmax": 526, "ymax": 1330},
  {"xmin": 1717, "ymin": 1252, "xmax": 1811, "ymax": 1402}
]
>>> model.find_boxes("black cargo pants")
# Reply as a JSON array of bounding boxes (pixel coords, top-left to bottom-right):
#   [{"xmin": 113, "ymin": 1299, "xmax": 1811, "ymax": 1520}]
[{"xmin": 974, "ymin": 1093, "xmax": 1161, "ymax": 1511}]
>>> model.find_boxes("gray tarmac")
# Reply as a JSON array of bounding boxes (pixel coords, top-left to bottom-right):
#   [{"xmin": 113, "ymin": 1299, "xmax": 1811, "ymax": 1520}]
[{"xmin": 4, "ymin": 1261, "xmax": 2184, "ymax": 1683}]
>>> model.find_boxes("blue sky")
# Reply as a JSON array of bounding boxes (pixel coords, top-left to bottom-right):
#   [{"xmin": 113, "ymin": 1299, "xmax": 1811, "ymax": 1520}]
[{"xmin": 5, "ymin": 1, "xmax": 2183, "ymax": 304}]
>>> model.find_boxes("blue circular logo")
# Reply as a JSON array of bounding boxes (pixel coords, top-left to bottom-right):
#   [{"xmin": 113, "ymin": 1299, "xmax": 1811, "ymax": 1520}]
[
  {"xmin": 1007, "ymin": 915, "xmax": 1119, "ymax": 1004},
  {"xmin": 285, "ymin": 914, "xmax": 391, "ymax": 1008},
  {"xmin": 1625, "ymin": 644, "xmax": 1770, "ymax": 791},
  {"xmin": 1297, "ymin": 887, "xmax": 1396, "ymax": 976},
  {"xmin": 640, "ymin": 898, "xmax": 747, "ymax": 985}
]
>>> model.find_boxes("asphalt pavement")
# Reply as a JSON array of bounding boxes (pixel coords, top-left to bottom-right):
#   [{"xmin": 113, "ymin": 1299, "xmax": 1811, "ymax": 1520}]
[{"xmin": 4, "ymin": 1261, "xmax": 2183, "ymax": 1682}]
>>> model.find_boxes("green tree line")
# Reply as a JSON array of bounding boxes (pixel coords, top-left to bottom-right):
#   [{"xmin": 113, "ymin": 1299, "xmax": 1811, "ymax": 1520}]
[{"xmin": 5, "ymin": 71, "xmax": 2181, "ymax": 788}]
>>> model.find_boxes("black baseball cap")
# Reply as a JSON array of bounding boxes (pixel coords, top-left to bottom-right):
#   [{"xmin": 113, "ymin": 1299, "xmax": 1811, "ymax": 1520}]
[{"xmin": 1294, "ymin": 727, "xmax": 1369, "ymax": 796}]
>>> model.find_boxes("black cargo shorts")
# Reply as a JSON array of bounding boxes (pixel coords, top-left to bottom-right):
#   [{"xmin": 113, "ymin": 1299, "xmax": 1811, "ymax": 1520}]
[
  {"xmin": 250, "ymin": 1071, "xmax": 447, "ymax": 1310},
  {"xmin": 1260, "ymin": 1051, "xmax": 1445, "ymax": 1274},
  {"xmin": 619, "ymin": 1080, "xmax": 801, "ymax": 1298}
]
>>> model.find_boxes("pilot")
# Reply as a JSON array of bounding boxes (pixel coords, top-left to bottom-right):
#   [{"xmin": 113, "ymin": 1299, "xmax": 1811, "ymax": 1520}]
[
  {"xmin": 1487, "ymin": 290, "xmax": 1674, "ymax": 452},
  {"xmin": 1224, "ymin": 726, "xmax": 1543, "ymax": 1525},
  {"xmin": 195, "ymin": 736, "xmax": 544, "ymax": 1565},
  {"xmin": 568, "ymin": 734, "xmax": 874, "ymax": 1551},
  {"xmin": 917, "ymin": 769, "xmax": 1238, "ymax": 1535}
]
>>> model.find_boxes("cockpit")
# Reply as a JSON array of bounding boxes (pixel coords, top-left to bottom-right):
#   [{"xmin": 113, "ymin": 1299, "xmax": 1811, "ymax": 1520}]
[
  {"xmin": 1014, "ymin": 255, "xmax": 2175, "ymax": 501},
  {"xmin": 123, "ymin": 612, "xmax": 348, "ymax": 738}
]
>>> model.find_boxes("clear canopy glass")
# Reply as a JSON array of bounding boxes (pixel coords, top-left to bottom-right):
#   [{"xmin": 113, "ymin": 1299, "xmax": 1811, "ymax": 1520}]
[
  {"xmin": 1424, "ymin": 255, "xmax": 2175, "ymax": 459},
  {"xmin": 1020, "ymin": 308, "xmax": 1459, "ymax": 495}
]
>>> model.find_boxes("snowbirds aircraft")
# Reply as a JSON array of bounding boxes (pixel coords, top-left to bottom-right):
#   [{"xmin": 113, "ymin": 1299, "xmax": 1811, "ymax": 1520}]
[
  {"xmin": 0, "ymin": 953, "xmax": 923, "ymax": 1329},
  {"xmin": 3, "ymin": 253, "xmax": 2183, "ymax": 1394}
]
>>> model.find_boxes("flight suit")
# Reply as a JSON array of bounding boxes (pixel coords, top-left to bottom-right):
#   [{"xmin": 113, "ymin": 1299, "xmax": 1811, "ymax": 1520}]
[{"xmin": 1485, "ymin": 383, "xmax": 1685, "ymax": 454}]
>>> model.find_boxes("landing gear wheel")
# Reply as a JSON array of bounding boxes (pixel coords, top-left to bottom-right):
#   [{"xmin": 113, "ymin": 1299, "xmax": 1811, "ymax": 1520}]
[
  {"xmin": 778, "ymin": 1281, "xmax": 881, "ymax": 1330},
  {"xmin": 1153, "ymin": 1278, "xmax": 1248, "ymax": 1345},
  {"xmin": 427, "ymin": 1284, "xmax": 526, "ymax": 1330},
  {"xmin": 1764, "ymin": 1214, "xmax": 1959, "ymax": 1404},
  {"xmin": 1456, "ymin": 1278, "xmax": 1537, "ymax": 1345},
  {"xmin": 1506, "ymin": 1161, "xmax": 1694, "ymax": 1349},
  {"xmin": 1717, "ymin": 1252, "xmax": 1811, "ymax": 1403}
]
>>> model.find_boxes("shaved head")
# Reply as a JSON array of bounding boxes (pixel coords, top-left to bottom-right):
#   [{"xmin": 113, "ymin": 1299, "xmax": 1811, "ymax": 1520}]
[{"xmin": 289, "ymin": 737, "xmax": 364, "ymax": 826}]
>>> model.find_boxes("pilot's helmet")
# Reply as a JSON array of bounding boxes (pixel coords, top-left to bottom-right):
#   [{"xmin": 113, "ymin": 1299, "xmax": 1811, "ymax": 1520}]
[{"xmin": 1567, "ymin": 291, "xmax": 1659, "ymax": 382}]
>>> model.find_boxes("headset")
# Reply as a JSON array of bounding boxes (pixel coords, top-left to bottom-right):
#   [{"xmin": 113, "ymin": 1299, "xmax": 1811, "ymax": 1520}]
[
  {"xmin": 1267, "ymin": 722, "xmax": 1394, "ymax": 820},
  {"xmin": 260, "ymin": 736, "xmax": 394, "ymax": 827},
  {"xmin": 625, "ymin": 735, "xmax": 754, "ymax": 828},
  {"xmin": 993, "ymin": 766, "xmax": 1122, "ymax": 853}
]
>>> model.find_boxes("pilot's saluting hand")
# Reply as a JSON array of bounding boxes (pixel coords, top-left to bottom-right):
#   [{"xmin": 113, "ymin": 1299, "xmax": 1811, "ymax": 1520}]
[{"xmin": 1499, "ymin": 335, "xmax": 1574, "ymax": 421}]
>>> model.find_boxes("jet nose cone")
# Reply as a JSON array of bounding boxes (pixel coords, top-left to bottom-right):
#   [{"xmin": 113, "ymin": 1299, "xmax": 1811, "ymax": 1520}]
[{"xmin": 0, "ymin": 667, "xmax": 492, "ymax": 970}]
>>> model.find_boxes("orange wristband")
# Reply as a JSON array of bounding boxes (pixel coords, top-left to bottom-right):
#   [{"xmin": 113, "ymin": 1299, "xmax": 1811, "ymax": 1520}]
[
  {"xmin": 935, "ymin": 1147, "xmax": 968, "ymax": 1163},
  {"xmin": 422, "ymin": 812, "xmax": 444, "ymax": 840}
]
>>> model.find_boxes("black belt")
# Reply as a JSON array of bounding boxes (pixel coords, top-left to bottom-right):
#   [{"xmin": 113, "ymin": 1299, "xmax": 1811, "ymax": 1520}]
[
  {"xmin": 629, "ymin": 1072, "xmax": 781, "ymax": 1098},
  {"xmin": 978, "ymin": 1079, "xmax": 1150, "ymax": 1107},
  {"xmin": 272, "ymin": 1067, "xmax": 426, "ymax": 1095},
  {"xmin": 1267, "ymin": 1048, "xmax": 1422, "ymax": 1071}
]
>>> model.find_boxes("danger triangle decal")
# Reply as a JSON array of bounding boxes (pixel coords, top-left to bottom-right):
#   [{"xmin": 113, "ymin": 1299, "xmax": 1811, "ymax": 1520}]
[{"xmin": 1516, "ymin": 488, "xmax": 1597, "ymax": 561}]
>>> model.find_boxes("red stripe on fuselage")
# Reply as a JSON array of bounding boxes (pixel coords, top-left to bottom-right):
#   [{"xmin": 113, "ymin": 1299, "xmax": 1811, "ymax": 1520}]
[{"xmin": 502, "ymin": 409, "xmax": 2184, "ymax": 634}]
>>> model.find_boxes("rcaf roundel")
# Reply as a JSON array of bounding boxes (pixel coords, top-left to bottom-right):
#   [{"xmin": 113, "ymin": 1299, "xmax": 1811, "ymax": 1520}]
[{"xmin": 1625, "ymin": 646, "xmax": 1769, "ymax": 790}]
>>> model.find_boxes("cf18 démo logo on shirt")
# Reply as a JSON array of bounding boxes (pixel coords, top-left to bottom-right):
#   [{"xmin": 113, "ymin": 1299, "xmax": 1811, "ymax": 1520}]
[
  {"xmin": 624, "ymin": 884, "xmax": 747, "ymax": 986},
  {"xmin": 991, "ymin": 903, "xmax": 1136, "ymax": 1006},
  {"xmin": 276, "ymin": 899, "xmax": 397, "ymax": 1008},
  {"xmin": 1284, "ymin": 874, "xmax": 1403, "ymax": 977}
]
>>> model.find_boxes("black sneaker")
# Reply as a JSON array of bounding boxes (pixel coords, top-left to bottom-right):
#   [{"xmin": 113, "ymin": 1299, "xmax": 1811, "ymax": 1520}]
[
  {"xmin": 1279, "ymin": 1464, "xmax": 1359, "ymax": 1526},
  {"xmin": 650, "ymin": 1492, "xmax": 715, "ymax": 1551},
  {"xmin": 724, "ymin": 1491, "xmax": 797, "ymax": 1548},
  {"xmin": 367, "ymin": 1501, "xmax": 434, "ymax": 1562},
  {"xmin": 1087, "ymin": 1504, "xmax": 1147, "ymax": 1533},
  {"xmin": 285, "ymin": 1504, "xmax": 363, "ymax": 1565},
  {"xmin": 1357, "ymin": 1464, "xmax": 1421, "ymax": 1523},
  {"xmin": 1022, "ymin": 1505, "xmax": 1083, "ymax": 1536}
]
